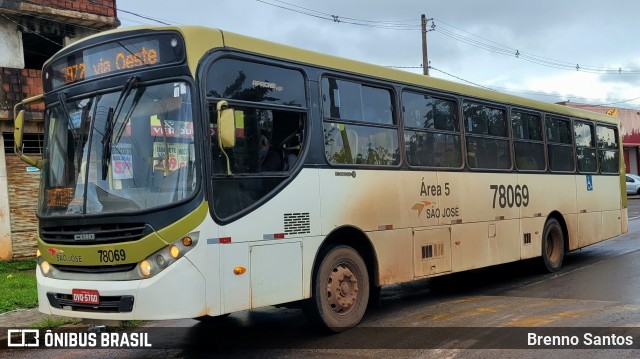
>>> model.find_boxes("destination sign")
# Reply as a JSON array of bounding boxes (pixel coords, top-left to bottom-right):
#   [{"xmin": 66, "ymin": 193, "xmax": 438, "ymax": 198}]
[{"xmin": 45, "ymin": 33, "xmax": 184, "ymax": 91}]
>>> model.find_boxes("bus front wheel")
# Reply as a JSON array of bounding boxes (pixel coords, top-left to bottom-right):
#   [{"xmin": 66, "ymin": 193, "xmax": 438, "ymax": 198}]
[
  {"xmin": 541, "ymin": 218, "xmax": 565, "ymax": 272},
  {"xmin": 303, "ymin": 245, "xmax": 369, "ymax": 332}
]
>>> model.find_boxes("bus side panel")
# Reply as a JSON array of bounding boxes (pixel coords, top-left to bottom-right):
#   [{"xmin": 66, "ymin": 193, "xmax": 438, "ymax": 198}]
[
  {"xmin": 577, "ymin": 212, "xmax": 603, "ymax": 247},
  {"xmin": 187, "ymin": 217, "xmax": 223, "ymax": 316},
  {"xmin": 438, "ymin": 173, "xmax": 519, "ymax": 225},
  {"xmin": 520, "ymin": 216, "xmax": 546, "ymax": 260},
  {"xmin": 220, "ymin": 242, "xmax": 250, "ymax": 314},
  {"xmin": 602, "ymin": 210, "xmax": 623, "ymax": 239},
  {"xmin": 221, "ymin": 170, "xmax": 322, "ymax": 243},
  {"xmin": 574, "ymin": 175, "xmax": 622, "ymax": 249},
  {"xmin": 302, "ymin": 236, "xmax": 325, "ymax": 298},
  {"xmin": 519, "ymin": 174, "xmax": 577, "ymax": 217},
  {"xmin": 217, "ymin": 169, "xmax": 321, "ymax": 310},
  {"xmin": 250, "ymin": 241, "xmax": 302, "ymax": 308},
  {"xmin": 519, "ymin": 173, "xmax": 577, "ymax": 248},
  {"xmin": 369, "ymin": 229, "xmax": 413, "ymax": 285},
  {"xmin": 413, "ymin": 227, "xmax": 451, "ymax": 278},
  {"xmin": 318, "ymin": 169, "xmax": 408, "ymax": 233},
  {"xmin": 576, "ymin": 175, "xmax": 621, "ymax": 212},
  {"xmin": 450, "ymin": 219, "xmax": 519, "ymax": 272}
]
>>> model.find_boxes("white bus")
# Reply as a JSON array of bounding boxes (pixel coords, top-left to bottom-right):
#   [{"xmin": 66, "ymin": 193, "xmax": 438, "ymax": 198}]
[{"xmin": 13, "ymin": 25, "xmax": 626, "ymax": 331}]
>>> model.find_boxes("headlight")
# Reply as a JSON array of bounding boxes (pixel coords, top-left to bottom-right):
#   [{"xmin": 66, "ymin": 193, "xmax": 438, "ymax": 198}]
[
  {"xmin": 139, "ymin": 260, "xmax": 152, "ymax": 277},
  {"xmin": 136, "ymin": 232, "xmax": 199, "ymax": 278},
  {"xmin": 41, "ymin": 261, "xmax": 51, "ymax": 275},
  {"xmin": 169, "ymin": 245, "xmax": 180, "ymax": 259}
]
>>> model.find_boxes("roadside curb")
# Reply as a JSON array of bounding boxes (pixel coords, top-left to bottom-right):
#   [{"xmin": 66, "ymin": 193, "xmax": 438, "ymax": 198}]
[{"xmin": 0, "ymin": 308, "xmax": 49, "ymax": 328}]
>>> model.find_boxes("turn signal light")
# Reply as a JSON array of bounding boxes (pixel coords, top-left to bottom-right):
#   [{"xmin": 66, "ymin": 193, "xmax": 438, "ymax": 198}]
[
  {"xmin": 182, "ymin": 236, "xmax": 193, "ymax": 247},
  {"xmin": 233, "ymin": 266, "xmax": 246, "ymax": 275}
]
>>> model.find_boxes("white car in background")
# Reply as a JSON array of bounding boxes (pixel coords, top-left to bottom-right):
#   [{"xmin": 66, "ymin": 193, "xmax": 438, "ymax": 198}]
[{"xmin": 626, "ymin": 174, "xmax": 640, "ymax": 195}]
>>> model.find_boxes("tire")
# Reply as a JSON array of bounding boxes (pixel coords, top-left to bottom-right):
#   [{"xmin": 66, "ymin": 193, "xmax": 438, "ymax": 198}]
[
  {"xmin": 541, "ymin": 218, "xmax": 565, "ymax": 272},
  {"xmin": 303, "ymin": 245, "xmax": 370, "ymax": 332}
]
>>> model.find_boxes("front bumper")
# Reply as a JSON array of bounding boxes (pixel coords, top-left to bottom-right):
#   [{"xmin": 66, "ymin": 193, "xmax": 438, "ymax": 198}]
[{"xmin": 37, "ymin": 257, "xmax": 206, "ymax": 320}]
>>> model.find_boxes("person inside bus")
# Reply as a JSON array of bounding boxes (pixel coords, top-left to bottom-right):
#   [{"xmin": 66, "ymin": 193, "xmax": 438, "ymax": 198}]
[{"xmin": 259, "ymin": 134, "xmax": 283, "ymax": 171}]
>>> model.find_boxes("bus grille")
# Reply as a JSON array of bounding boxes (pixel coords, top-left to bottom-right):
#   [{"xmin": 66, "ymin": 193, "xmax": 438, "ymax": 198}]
[
  {"xmin": 40, "ymin": 223, "xmax": 149, "ymax": 244},
  {"xmin": 55, "ymin": 263, "xmax": 137, "ymax": 273},
  {"xmin": 47, "ymin": 293, "xmax": 134, "ymax": 313}
]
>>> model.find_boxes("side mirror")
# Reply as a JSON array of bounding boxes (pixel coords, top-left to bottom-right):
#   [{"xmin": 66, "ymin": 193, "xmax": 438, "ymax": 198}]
[
  {"xmin": 13, "ymin": 95, "xmax": 44, "ymax": 168},
  {"xmin": 217, "ymin": 102, "xmax": 236, "ymax": 149},
  {"xmin": 14, "ymin": 109, "xmax": 24, "ymax": 151},
  {"xmin": 216, "ymin": 100, "xmax": 236, "ymax": 176}
]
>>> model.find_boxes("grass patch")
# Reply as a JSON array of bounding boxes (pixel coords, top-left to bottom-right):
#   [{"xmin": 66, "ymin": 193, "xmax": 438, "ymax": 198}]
[
  {"xmin": 0, "ymin": 259, "xmax": 38, "ymax": 313},
  {"xmin": 122, "ymin": 320, "xmax": 145, "ymax": 328},
  {"xmin": 31, "ymin": 316, "xmax": 82, "ymax": 329}
]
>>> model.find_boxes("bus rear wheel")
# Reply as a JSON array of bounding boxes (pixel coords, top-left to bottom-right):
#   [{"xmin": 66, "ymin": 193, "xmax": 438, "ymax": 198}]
[
  {"xmin": 303, "ymin": 245, "xmax": 369, "ymax": 332},
  {"xmin": 541, "ymin": 218, "xmax": 565, "ymax": 272}
]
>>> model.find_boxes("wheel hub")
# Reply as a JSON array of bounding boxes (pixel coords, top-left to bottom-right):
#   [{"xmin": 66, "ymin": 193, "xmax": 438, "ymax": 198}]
[{"xmin": 327, "ymin": 264, "xmax": 359, "ymax": 314}]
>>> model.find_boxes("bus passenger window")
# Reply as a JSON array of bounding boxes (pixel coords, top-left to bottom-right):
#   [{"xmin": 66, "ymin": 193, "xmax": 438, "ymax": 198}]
[
  {"xmin": 322, "ymin": 77, "xmax": 398, "ymax": 167},
  {"xmin": 512, "ymin": 111, "xmax": 545, "ymax": 171},
  {"xmin": 575, "ymin": 121, "xmax": 596, "ymax": 173},
  {"xmin": 463, "ymin": 102, "xmax": 509, "ymax": 169},
  {"xmin": 323, "ymin": 123, "xmax": 398, "ymax": 166},
  {"xmin": 402, "ymin": 92, "xmax": 460, "ymax": 168},
  {"xmin": 210, "ymin": 105, "xmax": 305, "ymax": 174},
  {"xmin": 597, "ymin": 125, "xmax": 619, "ymax": 174},
  {"xmin": 545, "ymin": 116, "xmax": 574, "ymax": 172}
]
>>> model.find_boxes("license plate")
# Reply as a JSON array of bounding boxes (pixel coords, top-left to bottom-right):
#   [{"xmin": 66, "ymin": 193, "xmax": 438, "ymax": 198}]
[{"xmin": 72, "ymin": 289, "xmax": 100, "ymax": 305}]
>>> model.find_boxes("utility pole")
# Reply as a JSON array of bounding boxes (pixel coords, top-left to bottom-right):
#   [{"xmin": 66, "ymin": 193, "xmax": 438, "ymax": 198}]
[{"xmin": 421, "ymin": 14, "xmax": 429, "ymax": 76}]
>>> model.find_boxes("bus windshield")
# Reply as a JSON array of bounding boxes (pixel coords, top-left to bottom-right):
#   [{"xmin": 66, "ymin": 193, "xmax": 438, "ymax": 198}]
[{"xmin": 40, "ymin": 81, "xmax": 196, "ymax": 216}]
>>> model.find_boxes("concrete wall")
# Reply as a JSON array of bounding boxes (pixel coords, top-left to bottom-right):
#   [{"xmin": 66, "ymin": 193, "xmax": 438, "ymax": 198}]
[
  {"xmin": 0, "ymin": 21, "xmax": 24, "ymax": 69},
  {"xmin": 28, "ymin": 0, "xmax": 117, "ymax": 17}
]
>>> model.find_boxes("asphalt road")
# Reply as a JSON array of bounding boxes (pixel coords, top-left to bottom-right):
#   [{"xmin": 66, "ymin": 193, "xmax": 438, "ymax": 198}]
[{"xmin": 4, "ymin": 200, "xmax": 640, "ymax": 358}]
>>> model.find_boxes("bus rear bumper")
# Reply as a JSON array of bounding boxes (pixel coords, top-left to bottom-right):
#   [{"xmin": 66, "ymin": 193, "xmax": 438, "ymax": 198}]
[{"xmin": 37, "ymin": 257, "xmax": 206, "ymax": 321}]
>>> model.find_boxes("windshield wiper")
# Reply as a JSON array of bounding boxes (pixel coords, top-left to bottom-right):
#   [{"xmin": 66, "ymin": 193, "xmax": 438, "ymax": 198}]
[
  {"xmin": 57, "ymin": 91, "xmax": 76, "ymax": 138},
  {"xmin": 101, "ymin": 76, "xmax": 138, "ymax": 180}
]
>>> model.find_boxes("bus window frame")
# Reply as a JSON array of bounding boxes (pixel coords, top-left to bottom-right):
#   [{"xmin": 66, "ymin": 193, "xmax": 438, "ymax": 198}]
[
  {"xmin": 320, "ymin": 73, "xmax": 402, "ymax": 169},
  {"xmin": 595, "ymin": 124, "xmax": 621, "ymax": 175},
  {"xmin": 544, "ymin": 114, "xmax": 576, "ymax": 173},
  {"xmin": 510, "ymin": 107, "xmax": 547, "ymax": 173},
  {"xmin": 400, "ymin": 88, "xmax": 464, "ymax": 171},
  {"xmin": 574, "ymin": 119, "xmax": 598, "ymax": 174},
  {"xmin": 38, "ymin": 74, "xmax": 205, "ymax": 220},
  {"xmin": 461, "ymin": 99, "xmax": 512, "ymax": 172},
  {"xmin": 200, "ymin": 52, "xmax": 312, "ymax": 224}
]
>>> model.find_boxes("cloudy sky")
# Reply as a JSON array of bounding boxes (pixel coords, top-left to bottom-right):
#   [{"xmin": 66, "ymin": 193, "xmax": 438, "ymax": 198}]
[{"xmin": 118, "ymin": 0, "xmax": 640, "ymax": 109}]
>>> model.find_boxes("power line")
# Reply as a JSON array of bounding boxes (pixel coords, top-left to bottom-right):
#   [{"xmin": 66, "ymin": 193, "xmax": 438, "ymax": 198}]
[
  {"xmin": 428, "ymin": 65, "xmax": 495, "ymax": 91},
  {"xmin": 603, "ymin": 97, "xmax": 640, "ymax": 106},
  {"xmin": 0, "ymin": 13, "xmax": 62, "ymax": 46},
  {"xmin": 85, "ymin": 0, "xmax": 177, "ymax": 25},
  {"xmin": 269, "ymin": 0, "xmax": 418, "ymax": 24},
  {"xmin": 432, "ymin": 18, "xmax": 640, "ymax": 74},
  {"xmin": 255, "ymin": 0, "xmax": 421, "ymax": 30},
  {"xmin": 256, "ymin": 0, "xmax": 639, "ymax": 75}
]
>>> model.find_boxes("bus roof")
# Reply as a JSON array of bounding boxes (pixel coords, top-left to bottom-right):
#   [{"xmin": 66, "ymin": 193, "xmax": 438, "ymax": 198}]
[{"xmin": 60, "ymin": 25, "xmax": 618, "ymax": 125}]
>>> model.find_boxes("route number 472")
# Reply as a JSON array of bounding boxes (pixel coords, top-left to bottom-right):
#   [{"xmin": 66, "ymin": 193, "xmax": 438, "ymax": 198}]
[{"xmin": 490, "ymin": 184, "xmax": 529, "ymax": 208}]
